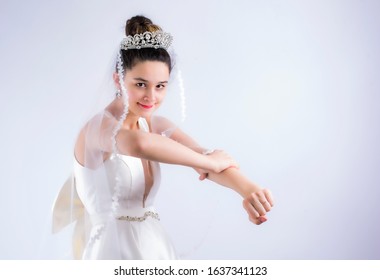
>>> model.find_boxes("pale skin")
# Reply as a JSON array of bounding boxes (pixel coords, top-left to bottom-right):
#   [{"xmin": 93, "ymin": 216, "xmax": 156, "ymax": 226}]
[{"xmin": 75, "ymin": 60, "xmax": 273, "ymax": 225}]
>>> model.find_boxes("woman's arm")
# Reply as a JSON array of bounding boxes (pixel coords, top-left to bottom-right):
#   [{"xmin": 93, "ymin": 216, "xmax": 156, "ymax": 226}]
[
  {"xmin": 76, "ymin": 116, "xmax": 235, "ymax": 173},
  {"xmin": 169, "ymin": 125, "xmax": 274, "ymax": 225},
  {"xmin": 204, "ymin": 168, "xmax": 274, "ymax": 225},
  {"xmin": 116, "ymin": 128, "xmax": 236, "ymax": 174}
]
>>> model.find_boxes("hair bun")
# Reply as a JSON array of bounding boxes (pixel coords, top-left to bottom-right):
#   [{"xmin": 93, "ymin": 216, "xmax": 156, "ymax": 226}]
[{"xmin": 125, "ymin": 15, "xmax": 161, "ymax": 36}]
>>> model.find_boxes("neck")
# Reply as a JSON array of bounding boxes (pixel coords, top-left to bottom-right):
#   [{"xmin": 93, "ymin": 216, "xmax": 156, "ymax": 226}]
[
  {"xmin": 107, "ymin": 98, "xmax": 141, "ymax": 130},
  {"xmin": 123, "ymin": 112, "xmax": 140, "ymax": 130}
]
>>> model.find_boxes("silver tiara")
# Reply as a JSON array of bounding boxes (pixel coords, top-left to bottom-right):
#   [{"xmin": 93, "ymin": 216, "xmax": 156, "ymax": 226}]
[{"xmin": 120, "ymin": 31, "xmax": 173, "ymax": 50}]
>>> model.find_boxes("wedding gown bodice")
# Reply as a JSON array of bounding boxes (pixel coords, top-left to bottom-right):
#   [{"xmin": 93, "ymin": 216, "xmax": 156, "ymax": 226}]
[{"xmin": 71, "ymin": 117, "xmax": 177, "ymax": 259}]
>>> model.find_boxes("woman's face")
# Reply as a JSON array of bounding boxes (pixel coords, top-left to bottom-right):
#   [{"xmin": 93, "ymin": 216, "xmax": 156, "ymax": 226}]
[{"xmin": 123, "ymin": 60, "xmax": 170, "ymax": 118}]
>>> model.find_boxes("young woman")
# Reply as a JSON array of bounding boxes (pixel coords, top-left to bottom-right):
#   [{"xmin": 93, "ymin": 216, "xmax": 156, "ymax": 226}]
[{"xmin": 52, "ymin": 15, "xmax": 274, "ymax": 260}]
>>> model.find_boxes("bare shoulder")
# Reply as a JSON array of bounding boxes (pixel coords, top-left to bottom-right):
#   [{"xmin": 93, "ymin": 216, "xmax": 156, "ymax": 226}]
[
  {"xmin": 150, "ymin": 115, "xmax": 175, "ymax": 126},
  {"xmin": 74, "ymin": 112, "xmax": 118, "ymax": 163},
  {"xmin": 148, "ymin": 115, "xmax": 176, "ymax": 135}
]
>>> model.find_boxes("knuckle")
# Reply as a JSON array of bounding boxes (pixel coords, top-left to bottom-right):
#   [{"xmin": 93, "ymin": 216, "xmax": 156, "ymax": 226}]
[
  {"xmin": 257, "ymin": 194, "xmax": 266, "ymax": 202},
  {"xmin": 250, "ymin": 192, "xmax": 258, "ymax": 200},
  {"xmin": 258, "ymin": 209, "xmax": 266, "ymax": 216}
]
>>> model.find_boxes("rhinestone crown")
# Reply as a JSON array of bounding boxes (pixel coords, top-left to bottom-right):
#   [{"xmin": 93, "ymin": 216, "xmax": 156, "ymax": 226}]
[{"xmin": 120, "ymin": 31, "xmax": 173, "ymax": 50}]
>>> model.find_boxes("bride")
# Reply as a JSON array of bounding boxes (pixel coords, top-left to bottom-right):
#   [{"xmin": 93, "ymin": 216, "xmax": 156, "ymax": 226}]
[{"xmin": 52, "ymin": 15, "xmax": 274, "ymax": 260}]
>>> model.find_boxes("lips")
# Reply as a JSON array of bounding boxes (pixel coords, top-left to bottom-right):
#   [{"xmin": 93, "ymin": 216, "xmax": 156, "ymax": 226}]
[{"xmin": 138, "ymin": 103, "xmax": 154, "ymax": 109}]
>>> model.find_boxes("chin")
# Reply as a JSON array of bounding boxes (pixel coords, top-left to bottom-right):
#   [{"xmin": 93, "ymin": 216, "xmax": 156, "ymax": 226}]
[
  {"xmin": 139, "ymin": 110, "xmax": 155, "ymax": 118},
  {"xmin": 140, "ymin": 113, "xmax": 151, "ymax": 119}
]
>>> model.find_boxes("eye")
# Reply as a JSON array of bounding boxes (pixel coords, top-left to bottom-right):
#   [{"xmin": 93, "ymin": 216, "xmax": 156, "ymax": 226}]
[
  {"xmin": 156, "ymin": 84, "xmax": 166, "ymax": 89},
  {"xmin": 136, "ymin": 82, "xmax": 146, "ymax": 88}
]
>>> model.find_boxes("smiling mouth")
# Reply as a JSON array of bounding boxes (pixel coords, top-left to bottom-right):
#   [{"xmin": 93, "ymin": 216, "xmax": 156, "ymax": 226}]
[{"xmin": 138, "ymin": 103, "xmax": 154, "ymax": 109}]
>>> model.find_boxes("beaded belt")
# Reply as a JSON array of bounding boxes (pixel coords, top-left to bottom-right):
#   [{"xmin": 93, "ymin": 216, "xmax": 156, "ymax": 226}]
[{"xmin": 117, "ymin": 211, "xmax": 160, "ymax": 222}]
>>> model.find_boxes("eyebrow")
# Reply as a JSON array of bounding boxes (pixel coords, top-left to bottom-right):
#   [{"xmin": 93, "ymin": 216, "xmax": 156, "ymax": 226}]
[{"xmin": 133, "ymin": 77, "xmax": 168, "ymax": 84}]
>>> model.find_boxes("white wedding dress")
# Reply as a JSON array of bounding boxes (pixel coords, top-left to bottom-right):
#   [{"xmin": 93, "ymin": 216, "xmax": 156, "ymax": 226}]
[{"xmin": 72, "ymin": 117, "xmax": 178, "ymax": 259}]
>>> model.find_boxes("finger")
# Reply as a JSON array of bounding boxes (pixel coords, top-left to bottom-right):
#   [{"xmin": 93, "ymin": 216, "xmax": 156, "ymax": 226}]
[
  {"xmin": 228, "ymin": 165, "xmax": 238, "ymax": 170},
  {"xmin": 256, "ymin": 192, "xmax": 272, "ymax": 212},
  {"xmin": 248, "ymin": 193, "xmax": 267, "ymax": 216},
  {"xmin": 243, "ymin": 199, "xmax": 260, "ymax": 219},
  {"xmin": 250, "ymin": 215, "xmax": 267, "ymax": 225},
  {"xmin": 198, "ymin": 173, "xmax": 208, "ymax": 180},
  {"xmin": 263, "ymin": 189, "xmax": 274, "ymax": 207},
  {"xmin": 258, "ymin": 216, "xmax": 267, "ymax": 223},
  {"xmin": 230, "ymin": 159, "xmax": 239, "ymax": 169},
  {"xmin": 261, "ymin": 201, "xmax": 272, "ymax": 212},
  {"xmin": 202, "ymin": 149, "xmax": 215, "ymax": 155},
  {"xmin": 250, "ymin": 216, "xmax": 262, "ymax": 225}
]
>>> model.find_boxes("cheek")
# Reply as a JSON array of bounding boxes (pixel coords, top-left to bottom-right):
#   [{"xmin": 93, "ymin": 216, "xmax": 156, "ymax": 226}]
[
  {"xmin": 157, "ymin": 91, "xmax": 167, "ymax": 101},
  {"xmin": 126, "ymin": 90, "xmax": 142, "ymax": 101}
]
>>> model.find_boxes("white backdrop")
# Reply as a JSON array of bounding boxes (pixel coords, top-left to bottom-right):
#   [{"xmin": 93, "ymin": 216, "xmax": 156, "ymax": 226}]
[{"xmin": 1, "ymin": 0, "xmax": 379, "ymax": 259}]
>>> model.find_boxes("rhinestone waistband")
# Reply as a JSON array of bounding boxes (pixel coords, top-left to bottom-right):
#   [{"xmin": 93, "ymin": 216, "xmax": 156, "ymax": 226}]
[
  {"xmin": 117, "ymin": 211, "xmax": 160, "ymax": 222},
  {"xmin": 90, "ymin": 206, "xmax": 160, "ymax": 225}
]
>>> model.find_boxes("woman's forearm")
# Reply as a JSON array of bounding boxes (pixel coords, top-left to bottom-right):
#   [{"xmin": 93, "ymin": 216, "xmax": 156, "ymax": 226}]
[
  {"xmin": 168, "ymin": 126, "xmax": 262, "ymax": 197},
  {"xmin": 205, "ymin": 167, "xmax": 262, "ymax": 198},
  {"xmin": 165, "ymin": 125, "xmax": 273, "ymax": 224},
  {"xmin": 206, "ymin": 167, "xmax": 273, "ymax": 225}
]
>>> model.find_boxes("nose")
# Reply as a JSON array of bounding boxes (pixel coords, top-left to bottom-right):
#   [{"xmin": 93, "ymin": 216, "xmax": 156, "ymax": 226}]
[{"xmin": 144, "ymin": 87, "xmax": 156, "ymax": 101}]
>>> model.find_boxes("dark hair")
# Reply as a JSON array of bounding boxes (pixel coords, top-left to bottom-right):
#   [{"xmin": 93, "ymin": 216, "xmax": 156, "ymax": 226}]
[{"xmin": 120, "ymin": 15, "xmax": 172, "ymax": 72}]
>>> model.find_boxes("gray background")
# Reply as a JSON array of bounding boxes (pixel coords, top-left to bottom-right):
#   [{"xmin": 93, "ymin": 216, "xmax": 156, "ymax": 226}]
[{"xmin": 0, "ymin": 0, "xmax": 379, "ymax": 259}]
